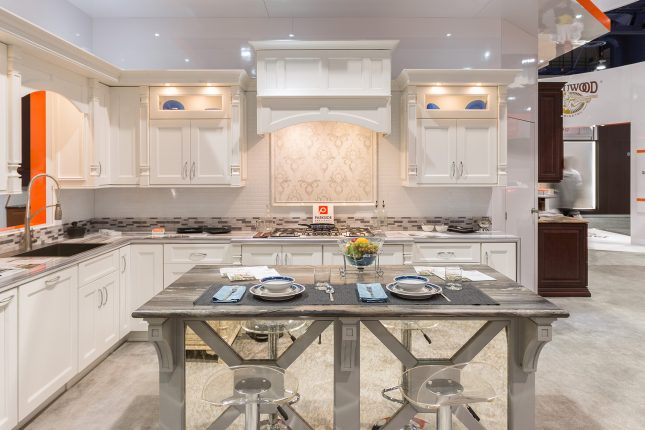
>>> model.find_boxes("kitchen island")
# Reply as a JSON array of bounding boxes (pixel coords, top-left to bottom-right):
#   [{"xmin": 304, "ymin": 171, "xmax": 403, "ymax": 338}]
[{"xmin": 133, "ymin": 264, "xmax": 567, "ymax": 430}]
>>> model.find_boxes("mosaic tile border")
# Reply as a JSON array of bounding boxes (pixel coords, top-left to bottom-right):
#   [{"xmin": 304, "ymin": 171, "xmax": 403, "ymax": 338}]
[{"xmin": 0, "ymin": 216, "xmax": 485, "ymax": 254}]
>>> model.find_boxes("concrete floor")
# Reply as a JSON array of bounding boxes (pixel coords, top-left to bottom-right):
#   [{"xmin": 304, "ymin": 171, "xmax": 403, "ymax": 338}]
[
  {"xmin": 584, "ymin": 215, "xmax": 630, "ymax": 236},
  {"xmin": 23, "ymin": 249, "xmax": 645, "ymax": 430}
]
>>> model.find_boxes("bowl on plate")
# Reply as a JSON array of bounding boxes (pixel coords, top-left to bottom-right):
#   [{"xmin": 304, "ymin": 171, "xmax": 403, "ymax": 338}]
[
  {"xmin": 421, "ymin": 224, "xmax": 435, "ymax": 232},
  {"xmin": 394, "ymin": 275, "xmax": 429, "ymax": 292},
  {"xmin": 434, "ymin": 224, "xmax": 449, "ymax": 232},
  {"xmin": 260, "ymin": 276, "xmax": 294, "ymax": 293}
]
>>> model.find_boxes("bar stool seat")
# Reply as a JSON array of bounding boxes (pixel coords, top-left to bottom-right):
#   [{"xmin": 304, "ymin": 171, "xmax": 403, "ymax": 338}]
[
  {"xmin": 399, "ymin": 362, "xmax": 501, "ymax": 430},
  {"xmin": 202, "ymin": 365, "xmax": 299, "ymax": 430}
]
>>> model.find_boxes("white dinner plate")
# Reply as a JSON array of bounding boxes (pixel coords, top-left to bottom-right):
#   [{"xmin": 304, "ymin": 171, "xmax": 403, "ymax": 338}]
[
  {"xmin": 385, "ymin": 282, "xmax": 442, "ymax": 300},
  {"xmin": 249, "ymin": 283, "xmax": 305, "ymax": 301}
]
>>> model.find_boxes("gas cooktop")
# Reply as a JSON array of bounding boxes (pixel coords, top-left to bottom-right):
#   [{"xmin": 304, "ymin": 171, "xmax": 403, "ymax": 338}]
[{"xmin": 270, "ymin": 227, "xmax": 374, "ymax": 238}]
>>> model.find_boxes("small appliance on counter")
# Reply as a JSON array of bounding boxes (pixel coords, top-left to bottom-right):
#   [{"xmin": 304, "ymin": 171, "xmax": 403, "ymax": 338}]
[{"xmin": 66, "ymin": 221, "xmax": 86, "ymax": 238}]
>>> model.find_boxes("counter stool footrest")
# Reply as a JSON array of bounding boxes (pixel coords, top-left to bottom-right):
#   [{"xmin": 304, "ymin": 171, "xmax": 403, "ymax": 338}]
[{"xmin": 380, "ymin": 403, "xmax": 419, "ymax": 430}]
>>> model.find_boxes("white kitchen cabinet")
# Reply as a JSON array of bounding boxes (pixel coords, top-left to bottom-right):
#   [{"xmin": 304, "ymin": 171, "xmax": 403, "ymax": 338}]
[
  {"xmin": 149, "ymin": 86, "xmax": 231, "ymax": 120},
  {"xmin": 78, "ymin": 272, "xmax": 119, "ymax": 371},
  {"xmin": 49, "ymin": 92, "xmax": 89, "ymax": 188},
  {"xmin": 118, "ymin": 246, "xmax": 131, "ymax": 337},
  {"xmin": 150, "ymin": 119, "xmax": 232, "ymax": 185},
  {"xmin": 416, "ymin": 119, "xmax": 496, "ymax": 185},
  {"xmin": 322, "ymin": 244, "xmax": 404, "ymax": 266},
  {"xmin": 90, "ymin": 81, "xmax": 110, "ymax": 187},
  {"xmin": 0, "ymin": 288, "xmax": 17, "ymax": 430},
  {"xmin": 109, "ymin": 87, "xmax": 140, "ymax": 185},
  {"xmin": 190, "ymin": 119, "xmax": 230, "ymax": 184},
  {"xmin": 456, "ymin": 119, "xmax": 498, "ymax": 184},
  {"xmin": 19, "ymin": 266, "xmax": 78, "ymax": 420},
  {"xmin": 129, "ymin": 245, "xmax": 163, "ymax": 332},
  {"xmin": 242, "ymin": 244, "xmax": 323, "ymax": 266},
  {"xmin": 163, "ymin": 243, "xmax": 240, "ymax": 288},
  {"xmin": 0, "ymin": 43, "xmax": 7, "ymax": 194},
  {"xmin": 149, "ymin": 120, "xmax": 191, "ymax": 185},
  {"xmin": 164, "ymin": 263, "xmax": 196, "ymax": 289},
  {"xmin": 412, "ymin": 242, "xmax": 481, "ymax": 264},
  {"xmin": 481, "ymin": 242, "xmax": 517, "ymax": 281}
]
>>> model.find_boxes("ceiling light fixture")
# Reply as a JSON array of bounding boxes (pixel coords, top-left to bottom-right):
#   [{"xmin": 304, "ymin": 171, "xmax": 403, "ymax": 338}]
[
  {"xmin": 154, "ymin": 32, "xmax": 160, "ymax": 37},
  {"xmin": 289, "ymin": 17, "xmax": 296, "ymax": 39},
  {"xmin": 596, "ymin": 59, "xmax": 607, "ymax": 70},
  {"xmin": 184, "ymin": 58, "xmax": 190, "ymax": 63},
  {"xmin": 575, "ymin": 14, "xmax": 583, "ymax": 19},
  {"xmin": 463, "ymin": 67, "xmax": 472, "ymax": 70},
  {"xmin": 521, "ymin": 58, "xmax": 536, "ymax": 64},
  {"xmin": 526, "ymin": 107, "xmax": 532, "ymax": 112},
  {"xmin": 507, "ymin": 96, "xmax": 516, "ymax": 101},
  {"xmin": 240, "ymin": 47, "xmax": 252, "ymax": 60},
  {"xmin": 484, "ymin": 51, "xmax": 491, "ymax": 59},
  {"xmin": 446, "ymin": 33, "xmax": 452, "ymax": 37}
]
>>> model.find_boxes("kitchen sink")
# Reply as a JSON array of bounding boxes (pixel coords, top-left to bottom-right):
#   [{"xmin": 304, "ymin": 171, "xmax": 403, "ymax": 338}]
[{"xmin": 13, "ymin": 243, "xmax": 106, "ymax": 258}]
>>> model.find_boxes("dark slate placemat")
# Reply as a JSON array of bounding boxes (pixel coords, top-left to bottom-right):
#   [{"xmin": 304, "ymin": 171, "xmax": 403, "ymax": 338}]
[{"xmin": 193, "ymin": 281, "xmax": 498, "ymax": 307}]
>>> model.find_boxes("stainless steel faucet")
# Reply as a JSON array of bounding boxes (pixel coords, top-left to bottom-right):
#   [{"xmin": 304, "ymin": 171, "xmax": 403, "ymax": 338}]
[{"xmin": 21, "ymin": 173, "xmax": 63, "ymax": 251}]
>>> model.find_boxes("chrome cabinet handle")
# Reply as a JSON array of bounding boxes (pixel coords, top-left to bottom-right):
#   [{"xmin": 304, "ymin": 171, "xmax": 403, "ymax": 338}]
[
  {"xmin": 275, "ymin": 253, "xmax": 279, "ymax": 265},
  {"xmin": 485, "ymin": 251, "xmax": 489, "ymax": 265},
  {"xmin": 0, "ymin": 296, "xmax": 14, "ymax": 309},
  {"xmin": 98, "ymin": 162, "xmax": 102, "ymax": 176},
  {"xmin": 284, "ymin": 253, "xmax": 289, "ymax": 265},
  {"xmin": 103, "ymin": 286, "xmax": 108, "ymax": 306},
  {"xmin": 190, "ymin": 162, "xmax": 196, "ymax": 180},
  {"xmin": 98, "ymin": 288, "xmax": 104, "ymax": 309},
  {"xmin": 121, "ymin": 255, "xmax": 127, "ymax": 273},
  {"xmin": 182, "ymin": 162, "xmax": 188, "ymax": 179},
  {"xmin": 450, "ymin": 161, "xmax": 455, "ymax": 178},
  {"xmin": 190, "ymin": 252, "xmax": 207, "ymax": 260},
  {"xmin": 459, "ymin": 161, "xmax": 464, "ymax": 178},
  {"xmin": 437, "ymin": 251, "xmax": 455, "ymax": 258},
  {"xmin": 45, "ymin": 276, "xmax": 61, "ymax": 286}
]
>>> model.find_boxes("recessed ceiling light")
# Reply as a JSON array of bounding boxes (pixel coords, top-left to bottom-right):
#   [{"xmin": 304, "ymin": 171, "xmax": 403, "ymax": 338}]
[
  {"xmin": 484, "ymin": 51, "xmax": 491, "ymax": 59},
  {"xmin": 184, "ymin": 58, "xmax": 190, "ymax": 63},
  {"xmin": 521, "ymin": 58, "xmax": 536, "ymax": 64},
  {"xmin": 289, "ymin": 33, "xmax": 295, "ymax": 38},
  {"xmin": 154, "ymin": 32, "xmax": 160, "ymax": 37},
  {"xmin": 463, "ymin": 67, "xmax": 472, "ymax": 70},
  {"xmin": 240, "ymin": 47, "xmax": 252, "ymax": 60},
  {"xmin": 526, "ymin": 107, "xmax": 532, "ymax": 112},
  {"xmin": 507, "ymin": 96, "xmax": 516, "ymax": 101},
  {"xmin": 476, "ymin": 83, "xmax": 482, "ymax": 86},
  {"xmin": 75, "ymin": 33, "xmax": 81, "ymax": 37},
  {"xmin": 575, "ymin": 14, "xmax": 583, "ymax": 19},
  {"xmin": 446, "ymin": 33, "xmax": 452, "ymax": 37},
  {"xmin": 596, "ymin": 59, "xmax": 607, "ymax": 70},
  {"xmin": 539, "ymin": 59, "xmax": 545, "ymax": 64}
]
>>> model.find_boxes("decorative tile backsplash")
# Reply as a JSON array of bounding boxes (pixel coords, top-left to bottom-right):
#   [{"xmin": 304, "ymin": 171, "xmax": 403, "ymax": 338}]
[
  {"xmin": 271, "ymin": 122, "xmax": 376, "ymax": 205},
  {"xmin": 0, "ymin": 216, "xmax": 484, "ymax": 254}
]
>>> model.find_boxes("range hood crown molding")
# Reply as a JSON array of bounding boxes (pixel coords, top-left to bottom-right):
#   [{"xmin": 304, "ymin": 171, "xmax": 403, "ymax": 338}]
[{"xmin": 252, "ymin": 39, "xmax": 398, "ymax": 134}]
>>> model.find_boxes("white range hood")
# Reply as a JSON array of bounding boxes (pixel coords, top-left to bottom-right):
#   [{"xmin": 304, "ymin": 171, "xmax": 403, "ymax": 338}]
[{"xmin": 249, "ymin": 40, "xmax": 399, "ymax": 134}]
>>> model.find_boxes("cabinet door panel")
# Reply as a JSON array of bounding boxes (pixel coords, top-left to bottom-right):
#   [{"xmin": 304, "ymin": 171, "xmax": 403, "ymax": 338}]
[
  {"xmin": 97, "ymin": 273, "xmax": 119, "ymax": 353},
  {"xmin": 538, "ymin": 82, "xmax": 564, "ymax": 182},
  {"xmin": 241, "ymin": 245, "xmax": 281, "ymax": 266},
  {"xmin": 378, "ymin": 244, "xmax": 405, "ymax": 265},
  {"xmin": 283, "ymin": 245, "xmax": 323, "ymax": 265},
  {"xmin": 78, "ymin": 282, "xmax": 100, "ymax": 370},
  {"xmin": 129, "ymin": 245, "xmax": 163, "ymax": 331},
  {"xmin": 481, "ymin": 243, "xmax": 516, "ymax": 281},
  {"xmin": 49, "ymin": 92, "xmax": 88, "ymax": 187},
  {"xmin": 19, "ymin": 267, "xmax": 78, "ymax": 420},
  {"xmin": 150, "ymin": 120, "xmax": 191, "ymax": 185},
  {"xmin": 413, "ymin": 242, "xmax": 481, "ymax": 264},
  {"xmin": 190, "ymin": 119, "xmax": 230, "ymax": 184},
  {"xmin": 456, "ymin": 119, "xmax": 498, "ymax": 184},
  {"xmin": 418, "ymin": 119, "xmax": 456, "ymax": 184},
  {"xmin": 109, "ymin": 87, "xmax": 140, "ymax": 185},
  {"xmin": 0, "ymin": 289, "xmax": 18, "ymax": 430}
]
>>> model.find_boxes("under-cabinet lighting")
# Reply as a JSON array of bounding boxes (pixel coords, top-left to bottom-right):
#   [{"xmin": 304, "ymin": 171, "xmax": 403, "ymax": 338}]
[
  {"xmin": 429, "ymin": 86, "xmax": 447, "ymax": 94},
  {"xmin": 289, "ymin": 33, "xmax": 295, "ymax": 38},
  {"xmin": 463, "ymin": 67, "xmax": 472, "ymax": 70}
]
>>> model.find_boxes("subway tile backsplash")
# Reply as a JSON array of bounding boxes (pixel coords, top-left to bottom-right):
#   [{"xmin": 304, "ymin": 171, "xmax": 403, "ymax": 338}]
[{"xmin": 0, "ymin": 216, "xmax": 484, "ymax": 254}]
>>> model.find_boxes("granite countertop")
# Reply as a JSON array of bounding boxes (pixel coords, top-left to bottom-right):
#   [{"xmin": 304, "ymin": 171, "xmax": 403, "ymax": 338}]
[
  {"xmin": 0, "ymin": 230, "xmax": 520, "ymax": 294},
  {"xmin": 132, "ymin": 264, "xmax": 569, "ymax": 320},
  {"xmin": 538, "ymin": 216, "xmax": 589, "ymax": 224}
]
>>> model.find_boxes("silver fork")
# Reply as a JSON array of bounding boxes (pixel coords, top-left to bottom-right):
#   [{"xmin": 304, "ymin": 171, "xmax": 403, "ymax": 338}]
[
  {"xmin": 367, "ymin": 285, "xmax": 374, "ymax": 298},
  {"xmin": 325, "ymin": 283, "xmax": 335, "ymax": 302}
]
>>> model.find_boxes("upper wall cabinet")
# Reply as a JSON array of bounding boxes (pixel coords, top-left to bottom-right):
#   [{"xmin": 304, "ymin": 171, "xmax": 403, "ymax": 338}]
[
  {"xmin": 0, "ymin": 43, "xmax": 8, "ymax": 194},
  {"xmin": 250, "ymin": 40, "xmax": 398, "ymax": 134},
  {"xmin": 109, "ymin": 87, "xmax": 141, "ymax": 185},
  {"xmin": 538, "ymin": 82, "xmax": 565, "ymax": 183},
  {"xmin": 397, "ymin": 69, "xmax": 519, "ymax": 187}
]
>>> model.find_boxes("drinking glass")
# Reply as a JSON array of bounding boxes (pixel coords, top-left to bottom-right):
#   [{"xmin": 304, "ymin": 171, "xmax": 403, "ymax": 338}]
[
  {"xmin": 314, "ymin": 267, "xmax": 331, "ymax": 287},
  {"xmin": 445, "ymin": 266, "xmax": 463, "ymax": 291}
]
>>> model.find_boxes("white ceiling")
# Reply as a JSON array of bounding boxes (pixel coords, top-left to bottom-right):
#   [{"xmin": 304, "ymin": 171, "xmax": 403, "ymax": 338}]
[{"xmin": 67, "ymin": 0, "xmax": 502, "ymax": 19}]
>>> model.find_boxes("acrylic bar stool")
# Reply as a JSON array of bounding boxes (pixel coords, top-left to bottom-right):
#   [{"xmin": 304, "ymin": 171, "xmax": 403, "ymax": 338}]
[
  {"xmin": 202, "ymin": 365, "xmax": 299, "ymax": 430},
  {"xmin": 241, "ymin": 320, "xmax": 308, "ymax": 360},
  {"xmin": 373, "ymin": 321, "xmax": 438, "ymax": 430},
  {"xmin": 399, "ymin": 362, "xmax": 501, "ymax": 430}
]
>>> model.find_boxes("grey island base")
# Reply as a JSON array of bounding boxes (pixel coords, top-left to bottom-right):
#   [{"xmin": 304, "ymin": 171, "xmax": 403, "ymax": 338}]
[{"xmin": 132, "ymin": 265, "xmax": 568, "ymax": 430}]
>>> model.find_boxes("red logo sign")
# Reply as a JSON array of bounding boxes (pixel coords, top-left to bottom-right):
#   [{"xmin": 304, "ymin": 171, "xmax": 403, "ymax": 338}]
[{"xmin": 318, "ymin": 206, "xmax": 328, "ymax": 215}]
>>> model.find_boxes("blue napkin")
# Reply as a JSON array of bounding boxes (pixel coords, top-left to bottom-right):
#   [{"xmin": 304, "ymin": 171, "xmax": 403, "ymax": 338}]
[
  {"xmin": 357, "ymin": 283, "xmax": 388, "ymax": 303},
  {"xmin": 212, "ymin": 285, "xmax": 246, "ymax": 303}
]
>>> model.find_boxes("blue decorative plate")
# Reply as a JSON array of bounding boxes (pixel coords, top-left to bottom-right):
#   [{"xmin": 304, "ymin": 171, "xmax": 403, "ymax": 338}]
[
  {"xmin": 465, "ymin": 99, "xmax": 486, "ymax": 109},
  {"xmin": 426, "ymin": 102, "xmax": 440, "ymax": 110},
  {"xmin": 162, "ymin": 100, "xmax": 185, "ymax": 110}
]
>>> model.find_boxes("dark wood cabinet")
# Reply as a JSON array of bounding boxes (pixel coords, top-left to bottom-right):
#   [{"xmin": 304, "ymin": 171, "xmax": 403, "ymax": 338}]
[
  {"xmin": 538, "ymin": 82, "xmax": 565, "ymax": 182},
  {"xmin": 538, "ymin": 220, "xmax": 589, "ymax": 297}
]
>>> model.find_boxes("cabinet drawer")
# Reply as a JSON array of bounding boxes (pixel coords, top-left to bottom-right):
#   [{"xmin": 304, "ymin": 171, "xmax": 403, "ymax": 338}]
[
  {"xmin": 78, "ymin": 251, "xmax": 119, "ymax": 285},
  {"xmin": 164, "ymin": 244, "xmax": 233, "ymax": 264},
  {"xmin": 413, "ymin": 243, "xmax": 481, "ymax": 263},
  {"xmin": 164, "ymin": 263, "xmax": 196, "ymax": 288}
]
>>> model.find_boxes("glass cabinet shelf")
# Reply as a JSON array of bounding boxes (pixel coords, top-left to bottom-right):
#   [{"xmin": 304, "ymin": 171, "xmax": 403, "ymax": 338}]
[
  {"xmin": 150, "ymin": 86, "xmax": 231, "ymax": 119},
  {"xmin": 417, "ymin": 86, "xmax": 498, "ymax": 119}
]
